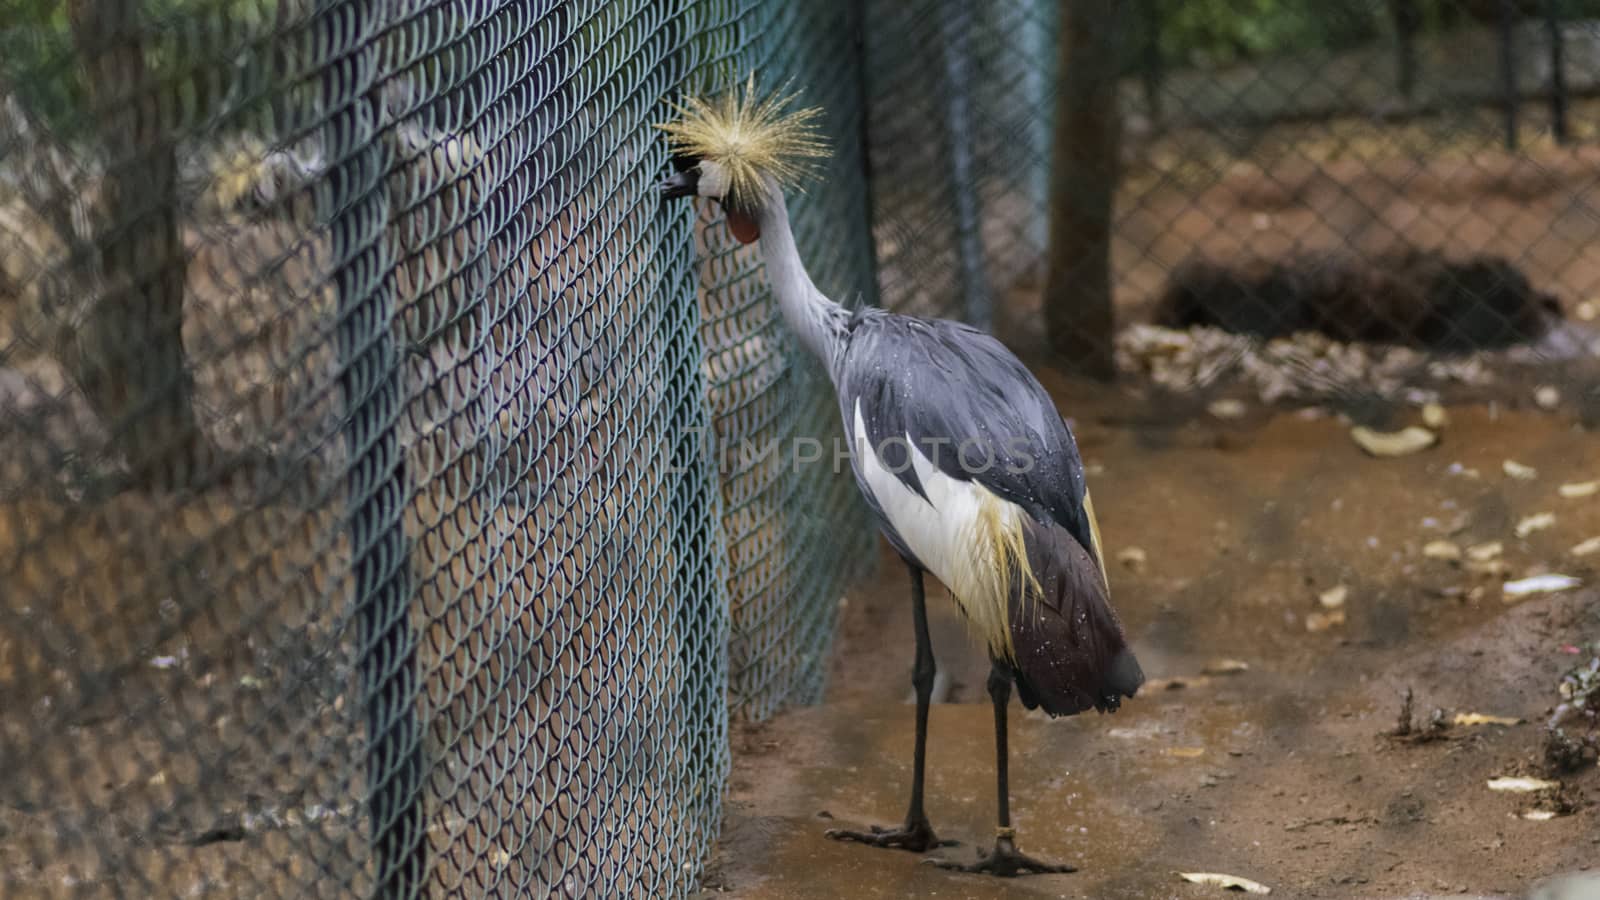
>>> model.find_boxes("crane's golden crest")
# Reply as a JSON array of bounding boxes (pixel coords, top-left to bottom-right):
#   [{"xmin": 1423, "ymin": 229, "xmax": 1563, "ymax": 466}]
[{"xmin": 655, "ymin": 74, "xmax": 830, "ymax": 209}]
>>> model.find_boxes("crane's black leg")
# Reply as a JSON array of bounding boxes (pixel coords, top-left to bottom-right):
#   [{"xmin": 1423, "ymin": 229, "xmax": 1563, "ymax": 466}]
[
  {"xmin": 930, "ymin": 659, "xmax": 1075, "ymax": 877},
  {"xmin": 825, "ymin": 563, "xmax": 943, "ymax": 853}
]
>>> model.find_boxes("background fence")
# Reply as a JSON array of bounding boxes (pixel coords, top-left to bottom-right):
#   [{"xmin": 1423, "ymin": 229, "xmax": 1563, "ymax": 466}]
[{"xmin": 3, "ymin": 0, "xmax": 1598, "ymax": 896}]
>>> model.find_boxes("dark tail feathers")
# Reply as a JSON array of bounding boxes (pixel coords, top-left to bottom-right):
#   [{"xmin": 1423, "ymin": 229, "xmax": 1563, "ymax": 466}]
[{"xmin": 1009, "ymin": 519, "xmax": 1144, "ymax": 716}]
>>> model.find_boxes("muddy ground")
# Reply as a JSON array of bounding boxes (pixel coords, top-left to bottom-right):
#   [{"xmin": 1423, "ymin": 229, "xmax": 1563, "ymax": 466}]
[{"xmin": 698, "ymin": 381, "xmax": 1600, "ymax": 899}]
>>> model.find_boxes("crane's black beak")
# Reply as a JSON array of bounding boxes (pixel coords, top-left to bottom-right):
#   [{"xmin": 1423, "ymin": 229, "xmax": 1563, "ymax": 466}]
[{"xmin": 660, "ymin": 169, "xmax": 698, "ymax": 200}]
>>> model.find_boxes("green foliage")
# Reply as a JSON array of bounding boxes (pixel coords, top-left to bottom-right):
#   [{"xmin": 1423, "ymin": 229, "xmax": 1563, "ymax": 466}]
[
  {"xmin": 1158, "ymin": 0, "xmax": 1383, "ymax": 66},
  {"xmin": 0, "ymin": 0, "xmax": 276, "ymax": 137}
]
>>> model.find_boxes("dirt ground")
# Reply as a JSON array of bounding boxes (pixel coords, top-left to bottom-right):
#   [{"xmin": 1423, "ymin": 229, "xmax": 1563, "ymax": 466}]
[{"xmin": 697, "ymin": 380, "xmax": 1600, "ymax": 899}]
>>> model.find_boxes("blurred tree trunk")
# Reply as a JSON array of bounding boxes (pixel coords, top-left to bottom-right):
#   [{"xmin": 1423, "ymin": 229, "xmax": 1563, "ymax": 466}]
[
  {"xmin": 67, "ymin": 0, "xmax": 203, "ymax": 489},
  {"xmin": 1044, "ymin": 0, "xmax": 1126, "ymax": 379},
  {"xmin": 1138, "ymin": 0, "xmax": 1164, "ymax": 130},
  {"xmin": 1388, "ymin": 0, "xmax": 1421, "ymax": 100},
  {"xmin": 1543, "ymin": 0, "xmax": 1568, "ymax": 143}
]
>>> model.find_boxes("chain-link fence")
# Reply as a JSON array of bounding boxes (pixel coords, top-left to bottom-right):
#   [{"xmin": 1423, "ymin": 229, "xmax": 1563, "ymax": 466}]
[
  {"xmin": 5, "ymin": 0, "xmax": 1600, "ymax": 896},
  {"xmin": 0, "ymin": 0, "xmax": 873, "ymax": 895},
  {"xmin": 869, "ymin": 0, "xmax": 1600, "ymax": 412}
]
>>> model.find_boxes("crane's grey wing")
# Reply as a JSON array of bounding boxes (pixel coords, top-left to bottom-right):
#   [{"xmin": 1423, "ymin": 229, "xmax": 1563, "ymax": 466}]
[{"xmin": 838, "ymin": 313, "xmax": 1098, "ymax": 564}]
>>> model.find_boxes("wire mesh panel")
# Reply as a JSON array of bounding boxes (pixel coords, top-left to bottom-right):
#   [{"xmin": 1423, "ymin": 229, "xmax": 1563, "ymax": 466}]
[{"xmin": 1, "ymin": 0, "xmax": 736, "ymax": 896}]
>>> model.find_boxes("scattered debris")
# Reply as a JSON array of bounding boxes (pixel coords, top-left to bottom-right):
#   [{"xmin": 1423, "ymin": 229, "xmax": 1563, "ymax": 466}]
[
  {"xmin": 1570, "ymin": 537, "xmax": 1600, "ymax": 557},
  {"xmin": 1558, "ymin": 480, "xmax": 1598, "ymax": 499},
  {"xmin": 1503, "ymin": 460, "xmax": 1539, "ymax": 480},
  {"xmin": 1208, "ymin": 399, "xmax": 1248, "ymax": 420},
  {"xmin": 1317, "ymin": 585, "xmax": 1348, "ymax": 609},
  {"xmin": 1118, "ymin": 546, "xmax": 1148, "ymax": 570},
  {"xmin": 1521, "ymin": 809, "xmax": 1558, "ymax": 820},
  {"xmin": 1515, "ymin": 512, "xmax": 1557, "ymax": 538},
  {"xmin": 1350, "ymin": 425, "xmax": 1436, "ymax": 458},
  {"xmin": 1549, "ymin": 649, "xmax": 1599, "ymax": 730},
  {"xmin": 1452, "ymin": 712, "xmax": 1522, "ymax": 727},
  {"xmin": 1305, "ymin": 609, "xmax": 1346, "ymax": 632},
  {"xmin": 1390, "ymin": 687, "xmax": 1450, "ymax": 743},
  {"xmin": 1164, "ymin": 746, "xmax": 1207, "ymax": 759},
  {"xmin": 1176, "ymin": 872, "xmax": 1272, "ymax": 894},
  {"xmin": 1447, "ymin": 462, "xmax": 1481, "ymax": 479},
  {"xmin": 1486, "ymin": 776, "xmax": 1560, "ymax": 793},
  {"xmin": 1202, "ymin": 659, "xmax": 1250, "ymax": 676},
  {"xmin": 1534, "ymin": 386, "xmax": 1561, "ymax": 409},
  {"xmin": 149, "ymin": 655, "xmax": 179, "ymax": 670},
  {"xmin": 1421, "ymin": 402, "xmax": 1449, "ymax": 429},
  {"xmin": 1502, "ymin": 574, "xmax": 1582, "ymax": 601},
  {"xmin": 1543, "ymin": 727, "xmax": 1597, "ymax": 773},
  {"xmin": 1422, "ymin": 540, "xmax": 1461, "ymax": 561}
]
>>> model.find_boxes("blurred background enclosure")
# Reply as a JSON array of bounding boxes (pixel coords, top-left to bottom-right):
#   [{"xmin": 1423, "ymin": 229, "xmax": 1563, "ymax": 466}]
[{"xmin": 1, "ymin": 0, "xmax": 1597, "ymax": 896}]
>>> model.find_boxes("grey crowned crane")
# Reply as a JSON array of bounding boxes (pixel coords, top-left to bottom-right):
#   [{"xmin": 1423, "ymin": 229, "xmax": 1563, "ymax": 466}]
[{"xmin": 659, "ymin": 79, "xmax": 1144, "ymax": 877}]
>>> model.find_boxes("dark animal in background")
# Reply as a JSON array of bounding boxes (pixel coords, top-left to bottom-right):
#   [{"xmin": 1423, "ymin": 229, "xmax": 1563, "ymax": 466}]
[{"xmin": 1157, "ymin": 250, "xmax": 1562, "ymax": 352}]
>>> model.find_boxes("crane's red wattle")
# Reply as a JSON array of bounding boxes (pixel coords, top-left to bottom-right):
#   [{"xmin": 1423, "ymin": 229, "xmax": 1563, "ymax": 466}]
[{"xmin": 727, "ymin": 208, "xmax": 760, "ymax": 244}]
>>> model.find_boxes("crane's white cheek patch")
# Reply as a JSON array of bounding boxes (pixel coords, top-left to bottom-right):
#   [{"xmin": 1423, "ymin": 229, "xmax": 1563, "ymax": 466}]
[{"xmin": 851, "ymin": 400, "xmax": 1018, "ymax": 652}]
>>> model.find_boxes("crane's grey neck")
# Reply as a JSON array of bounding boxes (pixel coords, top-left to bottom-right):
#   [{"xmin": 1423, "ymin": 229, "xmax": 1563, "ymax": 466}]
[{"xmin": 751, "ymin": 178, "xmax": 847, "ymax": 378}]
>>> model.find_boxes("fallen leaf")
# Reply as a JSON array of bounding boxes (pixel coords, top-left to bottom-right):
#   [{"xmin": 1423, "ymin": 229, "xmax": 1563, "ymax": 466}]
[
  {"xmin": 1502, "ymin": 574, "xmax": 1581, "ymax": 600},
  {"xmin": 1118, "ymin": 546, "xmax": 1148, "ymax": 570},
  {"xmin": 1318, "ymin": 585, "xmax": 1348, "ymax": 609},
  {"xmin": 1422, "ymin": 540, "xmax": 1461, "ymax": 561},
  {"xmin": 1515, "ymin": 512, "xmax": 1556, "ymax": 538},
  {"xmin": 1453, "ymin": 712, "xmax": 1523, "ymax": 727},
  {"xmin": 1177, "ymin": 872, "xmax": 1272, "ymax": 894},
  {"xmin": 1164, "ymin": 746, "xmax": 1206, "ymax": 758},
  {"xmin": 1503, "ymin": 460, "xmax": 1539, "ymax": 480},
  {"xmin": 1558, "ymin": 480, "xmax": 1598, "ymax": 499},
  {"xmin": 1466, "ymin": 541, "xmax": 1504, "ymax": 562},
  {"xmin": 1350, "ymin": 425, "xmax": 1436, "ymax": 458},
  {"xmin": 1421, "ymin": 403, "xmax": 1449, "ymax": 429},
  {"xmin": 1202, "ymin": 659, "xmax": 1250, "ymax": 676},
  {"xmin": 1306, "ymin": 609, "xmax": 1346, "ymax": 632},
  {"xmin": 1571, "ymin": 537, "xmax": 1600, "ymax": 557},
  {"xmin": 1487, "ymin": 776, "xmax": 1559, "ymax": 793}
]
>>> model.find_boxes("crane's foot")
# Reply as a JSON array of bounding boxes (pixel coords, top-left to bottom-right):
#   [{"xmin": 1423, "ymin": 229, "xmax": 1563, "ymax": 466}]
[
  {"xmin": 925, "ymin": 835, "xmax": 1075, "ymax": 877},
  {"xmin": 825, "ymin": 815, "xmax": 944, "ymax": 853}
]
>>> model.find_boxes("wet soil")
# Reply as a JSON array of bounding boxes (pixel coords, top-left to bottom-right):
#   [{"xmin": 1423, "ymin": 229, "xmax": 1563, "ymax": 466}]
[{"xmin": 700, "ymin": 384, "xmax": 1600, "ymax": 899}]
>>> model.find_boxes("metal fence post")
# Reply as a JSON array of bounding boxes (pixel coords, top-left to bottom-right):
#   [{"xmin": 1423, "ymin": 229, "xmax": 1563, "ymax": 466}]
[{"xmin": 316, "ymin": 0, "xmax": 427, "ymax": 895}]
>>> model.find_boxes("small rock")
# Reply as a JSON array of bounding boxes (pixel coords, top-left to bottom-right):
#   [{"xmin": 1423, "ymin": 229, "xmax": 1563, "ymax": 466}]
[
  {"xmin": 1535, "ymin": 386, "xmax": 1561, "ymax": 409},
  {"xmin": 1318, "ymin": 585, "xmax": 1348, "ymax": 609},
  {"xmin": 1571, "ymin": 536, "xmax": 1600, "ymax": 557},
  {"xmin": 1118, "ymin": 546, "xmax": 1148, "ymax": 570},
  {"xmin": 1421, "ymin": 402, "xmax": 1449, "ymax": 429},
  {"xmin": 1577, "ymin": 301, "xmax": 1598, "ymax": 322}
]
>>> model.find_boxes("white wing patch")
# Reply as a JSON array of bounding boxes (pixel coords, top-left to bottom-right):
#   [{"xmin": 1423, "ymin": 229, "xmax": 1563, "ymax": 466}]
[{"xmin": 851, "ymin": 400, "xmax": 1026, "ymax": 657}]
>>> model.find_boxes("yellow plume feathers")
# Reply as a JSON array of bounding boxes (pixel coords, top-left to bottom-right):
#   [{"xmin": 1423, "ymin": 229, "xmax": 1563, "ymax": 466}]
[{"xmin": 655, "ymin": 74, "xmax": 830, "ymax": 209}]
